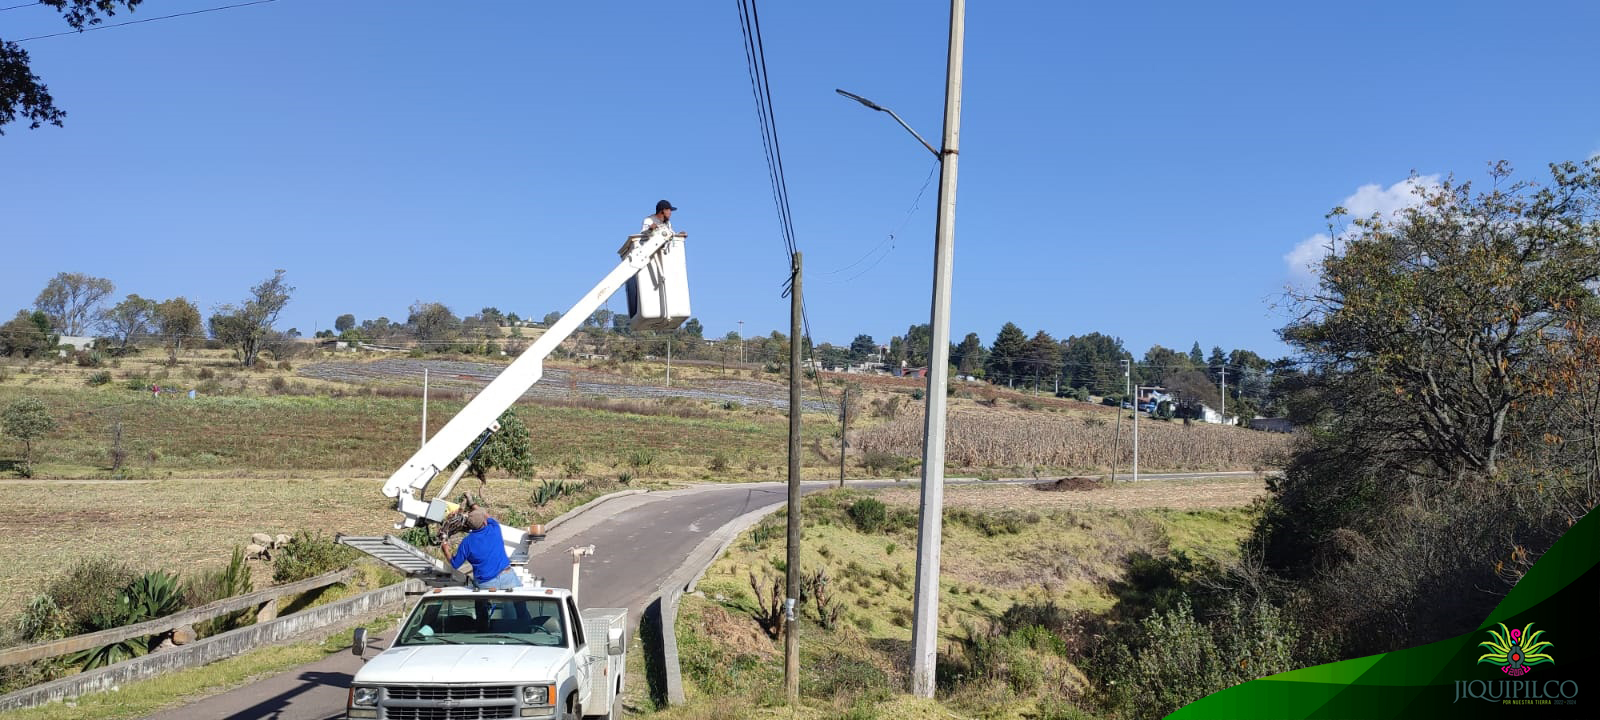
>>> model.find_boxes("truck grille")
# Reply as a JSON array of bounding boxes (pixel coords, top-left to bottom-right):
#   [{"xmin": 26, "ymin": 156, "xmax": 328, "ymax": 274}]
[
  {"xmin": 386, "ymin": 685, "xmax": 517, "ymax": 701},
  {"xmin": 384, "ymin": 708, "xmax": 515, "ymax": 720}
]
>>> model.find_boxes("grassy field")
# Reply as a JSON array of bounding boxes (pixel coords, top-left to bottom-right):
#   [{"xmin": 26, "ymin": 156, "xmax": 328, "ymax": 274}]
[{"xmin": 665, "ymin": 478, "xmax": 1261, "ymax": 719}]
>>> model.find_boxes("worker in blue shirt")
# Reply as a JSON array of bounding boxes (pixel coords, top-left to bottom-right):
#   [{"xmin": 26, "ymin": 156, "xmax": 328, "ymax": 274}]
[{"xmin": 441, "ymin": 508, "xmax": 520, "ymax": 590}]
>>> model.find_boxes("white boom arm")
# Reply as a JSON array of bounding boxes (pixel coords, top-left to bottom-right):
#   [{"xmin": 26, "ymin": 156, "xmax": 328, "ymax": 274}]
[{"xmin": 383, "ymin": 228, "xmax": 677, "ymax": 527}]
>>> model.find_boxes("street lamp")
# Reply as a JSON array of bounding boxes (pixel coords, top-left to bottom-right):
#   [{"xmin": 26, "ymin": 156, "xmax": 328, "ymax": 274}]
[
  {"xmin": 835, "ymin": 0, "xmax": 964, "ymax": 696},
  {"xmin": 835, "ymin": 90, "xmax": 939, "ymax": 159}
]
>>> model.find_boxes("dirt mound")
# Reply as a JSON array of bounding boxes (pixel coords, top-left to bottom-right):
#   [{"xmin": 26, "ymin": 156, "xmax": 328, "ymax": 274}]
[
  {"xmin": 695, "ymin": 602, "xmax": 777, "ymax": 659},
  {"xmin": 1032, "ymin": 476, "xmax": 1102, "ymax": 492}
]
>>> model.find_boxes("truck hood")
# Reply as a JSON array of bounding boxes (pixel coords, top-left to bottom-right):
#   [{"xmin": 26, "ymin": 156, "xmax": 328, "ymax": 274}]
[{"xmin": 356, "ymin": 644, "xmax": 568, "ymax": 685}]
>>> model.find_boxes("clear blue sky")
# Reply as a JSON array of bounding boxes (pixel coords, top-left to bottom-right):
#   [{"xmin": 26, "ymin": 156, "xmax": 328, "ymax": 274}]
[{"xmin": 4, "ymin": 0, "xmax": 1597, "ymax": 360}]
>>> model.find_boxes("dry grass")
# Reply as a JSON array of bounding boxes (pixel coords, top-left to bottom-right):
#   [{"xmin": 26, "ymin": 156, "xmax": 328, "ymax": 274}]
[
  {"xmin": 856, "ymin": 403, "xmax": 1288, "ymax": 473},
  {"xmin": 875, "ymin": 476, "xmax": 1268, "ymax": 512}
]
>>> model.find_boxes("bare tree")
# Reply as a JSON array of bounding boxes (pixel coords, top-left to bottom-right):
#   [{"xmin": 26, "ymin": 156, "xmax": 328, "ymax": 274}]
[{"xmin": 34, "ymin": 272, "xmax": 114, "ymax": 336}]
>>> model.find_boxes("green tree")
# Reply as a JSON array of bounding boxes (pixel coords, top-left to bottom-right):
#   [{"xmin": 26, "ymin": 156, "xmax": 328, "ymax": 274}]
[
  {"xmin": 33, "ymin": 272, "xmax": 114, "ymax": 336},
  {"xmin": 153, "ymin": 297, "xmax": 201, "ymax": 364},
  {"xmin": 449, "ymin": 409, "xmax": 535, "ymax": 482},
  {"xmin": 849, "ymin": 334, "xmax": 877, "ymax": 363},
  {"xmin": 541, "ymin": 311, "xmax": 562, "ymax": 326},
  {"xmin": 1283, "ymin": 160, "xmax": 1600, "ymax": 480},
  {"xmin": 1187, "ymin": 342, "xmax": 1205, "ymax": 366},
  {"xmin": 407, "ymin": 302, "xmax": 460, "ymax": 348},
  {"xmin": 334, "ymin": 314, "xmax": 356, "ymax": 333},
  {"xmin": 0, "ymin": 310, "xmax": 57, "ymax": 358},
  {"xmin": 97, "ymin": 294, "xmax": 156, "ymax": 350},
  {"xmin": 986, "ymin": 323, "xmax": 1028, "ymax": 386},
  {"xmin": 1060, "ymin": 332, "xmax": 1130, "ymax": 396},
  {"xmin": 3, "ymin": 398, "xmax": 56, "ymax": 477},
  {"xmin": 681, "ymin": 317, "xmax": 704, "ymax": 338},
  {"xmin": 1, "ymin": 1, "xmax": 143, "ymax": 135},
  {"xmin": 901, "ymin": 323, "xmax": 932, "ymax": 368},
  {"xmin": 1139, "ymin": 344, "xmax": 1192, "ymax": 387},
  {"xmin": 951, "ymin": 332, "xmax": 986, "ymax": 376},
  {"xmin": 209, "ymin": 270, "xmax": 293, "ymax": 367},
  {"xmin": 1024, "ymin": 330, "xmax": 1060, "ymax": 388}
]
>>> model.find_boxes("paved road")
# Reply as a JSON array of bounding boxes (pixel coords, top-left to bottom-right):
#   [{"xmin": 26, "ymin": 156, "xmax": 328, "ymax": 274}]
[
  {"xmin": 138, "ymin": 471, "xmax": 1254, "ymax": 719},
  {"xmin": 139, "ymin": 481, "xmax": 817, "ymax": 720}
]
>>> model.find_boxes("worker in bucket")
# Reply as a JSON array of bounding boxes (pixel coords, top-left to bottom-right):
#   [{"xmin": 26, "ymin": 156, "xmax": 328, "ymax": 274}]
[
  {"xmin": 640, "ymin": 199, "xmax": 686, "ymax": 238},
  {"xmin": 441, "ymin": 507, "xmax": 520, "ymax": 590}
]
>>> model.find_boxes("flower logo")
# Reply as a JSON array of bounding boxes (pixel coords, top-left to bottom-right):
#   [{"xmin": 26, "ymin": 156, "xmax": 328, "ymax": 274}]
[{"xmin": 1477, "ymin": 622, "xmax": 1553, "ymax": 677}]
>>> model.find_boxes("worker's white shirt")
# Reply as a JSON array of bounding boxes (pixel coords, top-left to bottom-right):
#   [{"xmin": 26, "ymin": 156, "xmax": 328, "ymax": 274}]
[{"xmin": 641, "ymin": 214, "xmax": 674, "ymax": 235}]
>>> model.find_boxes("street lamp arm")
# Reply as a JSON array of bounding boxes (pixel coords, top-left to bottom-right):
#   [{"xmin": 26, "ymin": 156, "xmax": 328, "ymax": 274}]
[{"xmin": 835, "ymin": 88, "xmax": 940, "ymax": 159}]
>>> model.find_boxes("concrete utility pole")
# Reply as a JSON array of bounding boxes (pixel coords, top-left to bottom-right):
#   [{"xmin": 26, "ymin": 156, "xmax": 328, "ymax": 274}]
[
  {"xmin": 738, "ymin": 320, "xmax": 745, "ymax": 365},
  {"xmin": 1219, "ymin": 365, "xmax": 1225, "ymax": 423},
  {"xmin": 1111, "ymin": 359, "xmax": 1128, "ymax": 482},
  {"xmin": 1133, "ymin": 385, "xmax": 1149, "ymax": 482},
  {"xmin": 784, "ymin": 252, "xmax": 803, "ymax": 704},
  {"xmin": 421, "ymin": 368, "xmax": 429, "ymax": 450},
  {"xmin": 836, "ymin": 0, "xmax": 963, "ymax": 697},
  {"xmin": 910, "ymin": 0, "xmax": 965, "ymax": 697},
  {"xmin": 666, "ymin": 336, "xmax": 672, "ymax": 387}
]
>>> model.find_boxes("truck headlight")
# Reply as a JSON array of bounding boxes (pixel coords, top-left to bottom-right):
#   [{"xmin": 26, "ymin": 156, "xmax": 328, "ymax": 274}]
[
  {"xmin": 522, "ymin": 684, "xmax": 554, "ymax": 706},
  {"xmin": 351, "ymin": 687, "xmax": 379, "ymax": 706}
]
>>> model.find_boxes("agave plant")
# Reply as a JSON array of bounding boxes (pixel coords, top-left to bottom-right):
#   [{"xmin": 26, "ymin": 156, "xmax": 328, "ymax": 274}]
[{"xmin": 1478, "ymin": 623, "xmax": 1554, "ymax": 675}]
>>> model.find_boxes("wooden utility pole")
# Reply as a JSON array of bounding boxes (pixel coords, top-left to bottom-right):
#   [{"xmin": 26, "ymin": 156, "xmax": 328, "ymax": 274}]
[
  {"xmin": 839, "ymin": 386, "xmax": 848, "ymax": 488},
  {"xmin": 785, "ymin": 252, "xmax": 803, "ymax": 704}
]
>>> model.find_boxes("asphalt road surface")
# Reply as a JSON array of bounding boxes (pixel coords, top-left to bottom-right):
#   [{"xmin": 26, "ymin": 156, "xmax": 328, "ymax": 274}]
[
  {"xmin": 138, "ymin": 481, "xmax": 820, "ymax": 720},
  {"xmin": 138, "ymin": 472, "xmax": 1252, "ymax": 719}
]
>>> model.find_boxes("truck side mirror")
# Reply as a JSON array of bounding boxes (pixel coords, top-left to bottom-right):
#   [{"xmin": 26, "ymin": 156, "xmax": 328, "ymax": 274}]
[
  {"xmin": 607, "ymin": 627, "xmax": 625, "ymax": 656},
  {"xmin": 352, "ymin": 627, "xmax": 368, "ymax": 657}
]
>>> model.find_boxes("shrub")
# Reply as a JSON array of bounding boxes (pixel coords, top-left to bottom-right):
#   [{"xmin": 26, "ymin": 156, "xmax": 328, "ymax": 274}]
[
  {"xmin": 859, "ymin": 451, "xmax": 901, "ymax": 476},
  {"xmin": 847, "ymin": 498, "xmax": 887, "ymax": 533},
  {"xmin": 276, "ymin": 360, "xmax": 292, "ymax": 371},
  {"xmin": 627, "ymin": 448, "xmax": 656, "ymax": 472},
  {"xmin": 73, "ymin": 349, "xmax": 102, "ymax": 367},
  {"xmin": 187, "ymin": 546, "xmax": 255, "ymax": 636},
  {"xmin": 268, "ymin": 376, "xmax": 288, "ymax": 393},
  {"xmin": 709, "ymin": 452, "xmax": 731, "ymax": 473},
  {"xmin": 1101, "ymin": 598, "xmax": 1303, "ymax": 719},
  {"xmin": 911, "ymin": 388, "xmax": 925, "ymax": 400},
  {"xmin": 273, "ymin": 531, "xmax": 359, "ymax": 583},
  {"xmin": 197, "ymin": 367, "xmax": 215, "ymax": 380},
  {"xmin": 561, "ymin": 457, "xmax": 586, "ymax": 479},
  {"xmin": 86, "ymin": 370, "xmax": 112, "ymax": 386},
  {"xmin": 532, "ymin": 479, "xmax": 575, "ymax": 507}
]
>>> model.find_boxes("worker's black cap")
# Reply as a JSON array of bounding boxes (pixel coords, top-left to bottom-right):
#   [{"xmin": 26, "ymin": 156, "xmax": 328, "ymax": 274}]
[{"xmin": 656, "ymin": 199, "xmax": 677, "ymax": 213}]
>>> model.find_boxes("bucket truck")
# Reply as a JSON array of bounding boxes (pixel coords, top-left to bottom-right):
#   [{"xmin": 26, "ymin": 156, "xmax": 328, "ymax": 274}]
[{"xmin": 339, "ymin": 226, "xmax": 688, "ymax": 720}]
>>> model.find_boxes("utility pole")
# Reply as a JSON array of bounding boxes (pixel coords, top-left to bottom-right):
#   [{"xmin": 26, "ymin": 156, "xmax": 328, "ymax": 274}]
[
  {"xmin": 1133, "ymin": 385, "xmax": 1145, "ymax": 482},
  {"xmin": 1218, "ymin": 365, "xmax": 1225, "ymax": 424},
  {"xmin": 739, "ymin": 320, "xmax": 745, "ymax": 365},
  {"xmin": 784, "ymin": 252, "xmax": 802, "ymax": 705},
  {"xmin": 910, "ymin": 0, "xmax": 965, "ymax": 698},
  {"xmin": 1111, "ymin": 359, "xmax": 1128, "ymax": 482},
  {"xmin": 666, "ymin": 336, "xmax": 672, "ymax": 387},
  {"xmin": 839, "ymin": 386, "xmax": 848, "ymax": 488},
  {"xmin": 421, "ymin": 368, "xmax": 429, "ymax": 450}
]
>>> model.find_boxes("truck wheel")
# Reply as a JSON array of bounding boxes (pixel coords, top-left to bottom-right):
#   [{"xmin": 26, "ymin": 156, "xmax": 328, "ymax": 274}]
[{"xmin": 562, "ymin": 693, "xmax": 581, "ymax": 720}]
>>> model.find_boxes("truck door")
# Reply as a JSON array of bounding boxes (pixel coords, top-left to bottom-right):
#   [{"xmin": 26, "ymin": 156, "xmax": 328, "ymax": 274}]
[{"xmin": 567, "ymin": 596, "xmax": 592, "ymax": 707}]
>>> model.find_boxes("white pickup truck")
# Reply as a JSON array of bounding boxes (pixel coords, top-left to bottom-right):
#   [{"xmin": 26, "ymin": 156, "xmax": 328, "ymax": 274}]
[{"xmin": 347, "ymin": 584, "xmax": 626, "ymax": 720}]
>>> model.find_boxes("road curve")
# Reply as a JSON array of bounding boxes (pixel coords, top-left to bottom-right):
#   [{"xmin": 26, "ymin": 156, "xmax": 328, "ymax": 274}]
[{"xmin": 137, "ymin": 472, "xmax": 1251, "ymax": 719}]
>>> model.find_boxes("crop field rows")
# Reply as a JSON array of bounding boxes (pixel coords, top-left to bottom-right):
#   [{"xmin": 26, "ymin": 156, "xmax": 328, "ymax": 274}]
[{"xmin": 297, "ymin": 358, "xmax": 839, "ymax": 413}]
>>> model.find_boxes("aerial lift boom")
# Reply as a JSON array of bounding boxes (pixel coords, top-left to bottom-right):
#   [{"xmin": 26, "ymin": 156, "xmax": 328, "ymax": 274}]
[{"xmin": 382, "ymin": 227, "xmax": 686, "ymax": 534}]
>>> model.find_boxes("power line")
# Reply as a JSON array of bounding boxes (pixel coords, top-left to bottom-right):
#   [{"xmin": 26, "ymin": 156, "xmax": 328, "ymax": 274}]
[
  {"xmin": 0, "ymin": 2, "xmax": 42, "ymax": 13},
  {"xmin": 14, "ymin": 0, "xmax": 279, "ymax": 43}
]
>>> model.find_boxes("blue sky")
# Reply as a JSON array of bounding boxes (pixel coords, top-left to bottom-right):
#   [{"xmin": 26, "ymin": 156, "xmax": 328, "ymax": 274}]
[{"xmin": 4, "ymin": 0, "xmax": 1597, "ymax": 360}]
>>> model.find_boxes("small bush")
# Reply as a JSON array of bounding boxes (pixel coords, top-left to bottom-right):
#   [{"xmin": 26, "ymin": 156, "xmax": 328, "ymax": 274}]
[
  {"xmin": 709, "ymin": 452, "xmax": 731, "ymax": 473},
  {"xmin": 273, "ymin": 531, "xmax": 359, "ymax": 583},
  {"xmin": 268, "ymin": 376, "xmax": 288, "ymax": 393},
  {"xmin": 847, "ymin": 498, "xmax": 888, "ymax": 533},
  {"xmin": 276, "ymin": 360, "xmax": 292, "ymax": 371},
  {"xmin": 197, "ymin": 367, "xmax": 215, "ymax": 380},
  {"xmin": 627, "ymin": 448, "xmax": 656, "ymax": 471},
  {"xmin": 73, "ymin": 349, "xmax": 102, "ymax": 368},
  {"xmin": 561, "ymin": 457, "xmax": 586, "ymax": 479},
  {"xmin": 86, "ymin": 370, "xmax": 112, "ymax": 386},
  {"xmin": 911, "ymin": 388, "xmax": 925, "ymax": 400}
]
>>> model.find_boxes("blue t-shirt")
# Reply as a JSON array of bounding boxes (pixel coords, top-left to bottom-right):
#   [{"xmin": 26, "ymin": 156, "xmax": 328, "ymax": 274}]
[{"xmin": 451, "ymin": 518, "xmax": 511, "ymax": 583}]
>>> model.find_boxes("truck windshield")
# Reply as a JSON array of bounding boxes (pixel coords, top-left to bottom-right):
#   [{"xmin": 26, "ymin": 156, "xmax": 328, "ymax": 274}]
[{"xmin": 396, "ymin": 597, "xmax": 566, "ymax": 647}]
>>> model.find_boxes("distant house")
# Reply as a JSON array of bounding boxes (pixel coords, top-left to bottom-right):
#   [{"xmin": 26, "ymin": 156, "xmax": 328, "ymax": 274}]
[
  {"xmin": 57, "ymin": 335, "xmax": 95, "ymax": 352},
  {"xmin": 895, "ymin": 366, "xmax": 928, "ymax": 379},
  {"xmin": 1196, "ymin": 404, "xmax": 1238, "ymax": 425},
  {"xmin": 1251, "ymin": 417, "xmax": 1294, "ymax": 433}
]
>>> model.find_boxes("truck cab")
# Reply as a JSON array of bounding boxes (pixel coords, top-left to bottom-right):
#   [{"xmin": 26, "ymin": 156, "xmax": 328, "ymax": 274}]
[{"xmin": 347, "ymin": 585, "xmax": 626, "ymax": 720}]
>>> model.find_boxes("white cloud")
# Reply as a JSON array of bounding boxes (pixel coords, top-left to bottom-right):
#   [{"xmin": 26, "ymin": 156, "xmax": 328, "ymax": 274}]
[{"xmin": 1285, "ymin": 175, "xmax": 1441, "ymax": 283}]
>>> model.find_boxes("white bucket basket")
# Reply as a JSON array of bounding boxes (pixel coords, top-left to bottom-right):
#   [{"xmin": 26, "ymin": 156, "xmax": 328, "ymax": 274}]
[{"xmin": 618, "ymin": 232, "xmax": 691, "ymax": 332}]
